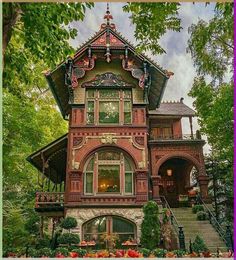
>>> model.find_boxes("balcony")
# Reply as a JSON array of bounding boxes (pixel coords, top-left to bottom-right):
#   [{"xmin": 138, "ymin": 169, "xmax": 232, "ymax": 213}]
[
  {"xmin": 149, "ymin": 132, "xmax": 205, "ymax": 145},
  {"xmin": 35, "ymin": 192, "xmax": 65, "ymax": 216}
]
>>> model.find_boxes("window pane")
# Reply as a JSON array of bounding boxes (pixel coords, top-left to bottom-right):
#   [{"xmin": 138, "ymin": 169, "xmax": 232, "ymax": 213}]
[
  {"xmin": 100, "ymin": 89, "xmax": 119, "ymax": 98},
  {"xmin": 99, "ymin": 101, "xmax": 119, "ymax": 124},
  {"xmin": 86, "ymin": 157, "xmax": 94, "ymax": 171},
  {"xmin": 124, "ymin": 101, "xmax": 131, "ymax": 124},
  {"xmin": 87, "ymin": 113, "xmax": 94, "ymax": 124},
  {"xmin": 87, "ymin": 90, "xmax": 95, "ymax": 98},
  {"xmin": 86, "ymin": 172, "xmax": 93, "ymax": 193},
  {"xmin": 98, "ymin": 165, "xmax": 120, "ymax": 192},
  {"xmin": 124, "ymin": 90, "xmax": 131, "ymax": 99},
  {"xmin": 112, "ymin": 217, "xmax": 134, "ymax": 233},
  {"xmin": 87, "ymin": 101, "xmax": 94, "ymax": 112},
  {"xmin": 124, "ymin": 159, "xmax": 132, "ymax": 171},
  {"xmin": 98, "ymin": 151, "xmax": 120, "ymax": 160},
  {"xmin": 125, "ymin": 172, "xmax": 133, "ymax": 193},
  {"xmin": 84, "ymin": 216, "xmax": 106, "ymax": 234},
  {"xmin": 124, "ymin": 112, "xmax": 131, "ymax": 124},
  {"xmin": 124, "ymin": 101, "xmax": 131, "ymax": 111}
]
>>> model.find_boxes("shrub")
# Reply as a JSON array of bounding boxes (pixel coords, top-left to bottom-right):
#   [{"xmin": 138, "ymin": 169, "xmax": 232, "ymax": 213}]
[
  {"xmin": 192, "ymin": 205, "xmax": 204, "ymax": 214},
  {"xmin": 28, "ymin": 248, "xmax": 40, "ymax": 258},
  {"xmin": 152, "ymin": 248, "xmax": 167, "ymax": 257},
  {"xmin": 38, "ymin": 248, "xmax": 54, "ymax": 257},
  {"xmin": 57, "ymin": 233, "xmax": 80, "ymax": 245},
  {"xmin": 192, "ymin": 235, "xmax": 208, "ymax": 254},
  {"xmin": 140, "ymin": 248, "xmax": 151, "ymax": 257},
  {"xmin": 60, "ymin": 217, "xmax": 77, "ymax": 231},
  {"xmin": 173, "ymin": 249, "xmax": 186, "ymax": 257},
  {"xmin": 55, "ymin": 247, "xmax": 69, "ymax": 257},
  {"xmin": 35, "ymin": 237, "xmax": 51, "ymax": 249},
  {"xmin": 196, "ymin": 211, "xmax": 207, "ymax": 220},
  {"xmin": 71, "ymin": 248, "xmax": 87, "ymax": 257},
  {"xmin": 140, "ymin": 201, "xmax": 161, "ymax": 250}
]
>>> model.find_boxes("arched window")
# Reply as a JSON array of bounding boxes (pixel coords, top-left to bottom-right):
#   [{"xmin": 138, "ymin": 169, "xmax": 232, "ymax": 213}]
[
  {"xmin": 83, "ymin": 216, "xmax": 136, "ymax": 247},
  {"xmin": 84, "ymin": 150, "xmax": 134, "ymax": 195}
]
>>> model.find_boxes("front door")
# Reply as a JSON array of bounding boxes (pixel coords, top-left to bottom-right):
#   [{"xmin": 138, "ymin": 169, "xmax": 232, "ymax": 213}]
[{"xmin": 159, "ymin": 177, "xmax": 178, "ymax": 207}]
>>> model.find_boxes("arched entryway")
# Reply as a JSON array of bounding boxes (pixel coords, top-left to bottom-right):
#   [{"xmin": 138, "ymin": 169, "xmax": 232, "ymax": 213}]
[
  {"xmin": 82, "ymin": 215, "xmax": 137, "ymax": 248},
  {"xmin": 158, "ymin": 157, "xmax": 199, "ymax": 207}
]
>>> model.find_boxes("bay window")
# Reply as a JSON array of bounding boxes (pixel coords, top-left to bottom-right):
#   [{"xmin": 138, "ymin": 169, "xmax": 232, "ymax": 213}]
[
  {"xmin": 84, "ymin": 150, "xmax": 134, "ymax": 195},
  {"xmin": 86, "ymin": 89, "xmax": 132, "ymax": 125}
]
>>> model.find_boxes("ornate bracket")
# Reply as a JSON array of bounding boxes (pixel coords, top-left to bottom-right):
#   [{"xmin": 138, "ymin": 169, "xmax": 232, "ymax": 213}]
[
  {"xmin": 122, "ymin": 58, "xmax": 149, "ymax": 89},
  {"xmin": 82, "ymin": 72, "xmax": 133, "ymax": 88}
]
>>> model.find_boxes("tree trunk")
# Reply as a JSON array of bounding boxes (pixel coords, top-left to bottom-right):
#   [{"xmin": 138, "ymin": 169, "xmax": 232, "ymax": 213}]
[
  {"xmin": 39, "ymin": 216, "xmax": 44, "ymax": 239},
  {"xmin": 3, "ymin": 3, "xmax": 21, "ymax": 62}
]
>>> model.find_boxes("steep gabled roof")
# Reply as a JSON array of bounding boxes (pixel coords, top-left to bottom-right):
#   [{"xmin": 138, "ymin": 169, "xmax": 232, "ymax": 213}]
[
  {"xmin": 45, "ymin": 7, "xmax": 173, "ymax": 118},
  {"xmin": 148, "ymin": 99, "xmax": 196, "ymax": 117}
]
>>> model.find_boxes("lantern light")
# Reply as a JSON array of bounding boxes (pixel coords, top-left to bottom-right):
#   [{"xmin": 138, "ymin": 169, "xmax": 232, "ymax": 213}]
[{"xmin": 167, "ymin": 169, "xmax": 172, "ymax": 176}]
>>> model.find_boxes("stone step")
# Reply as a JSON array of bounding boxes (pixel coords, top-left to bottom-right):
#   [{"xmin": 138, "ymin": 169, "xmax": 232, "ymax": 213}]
[{"xmin": 170, "ymin": 207, "xmax": 227, "ymax": 250}]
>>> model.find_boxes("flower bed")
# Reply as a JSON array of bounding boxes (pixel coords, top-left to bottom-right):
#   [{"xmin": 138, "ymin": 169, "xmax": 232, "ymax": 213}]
[{"xmin": 6, "ymin": 248, "xmax": 234, "ymax": 258}]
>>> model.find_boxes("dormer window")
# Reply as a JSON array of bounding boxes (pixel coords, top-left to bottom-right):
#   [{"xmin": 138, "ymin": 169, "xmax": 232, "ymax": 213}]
[{"xmin": 86, "ymin": 89, "xmax": 132, "ymax": 125}]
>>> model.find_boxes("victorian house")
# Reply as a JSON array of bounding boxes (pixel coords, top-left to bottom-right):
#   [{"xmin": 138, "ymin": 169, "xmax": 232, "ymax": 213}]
[{"xmin": 27, "ymin": 7, "xmax": 209, "ymax": 245}]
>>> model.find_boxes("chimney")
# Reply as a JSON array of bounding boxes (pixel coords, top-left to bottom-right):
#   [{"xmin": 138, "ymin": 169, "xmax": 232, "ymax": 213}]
[{"xmin": 180, "ymin": 97, "xmax": 184, "ymax": 103}]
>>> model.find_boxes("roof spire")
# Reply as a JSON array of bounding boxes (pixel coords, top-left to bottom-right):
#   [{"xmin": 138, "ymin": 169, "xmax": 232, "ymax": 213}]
[{"xmin": 104, "ymin": 3, "xmax": 113, "ymax": 25}]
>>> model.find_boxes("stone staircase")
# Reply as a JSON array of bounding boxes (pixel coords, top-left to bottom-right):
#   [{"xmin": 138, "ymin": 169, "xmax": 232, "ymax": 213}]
[{"xmin": 171, "ymin": 207, "xmax": 227, "ymax": 252}]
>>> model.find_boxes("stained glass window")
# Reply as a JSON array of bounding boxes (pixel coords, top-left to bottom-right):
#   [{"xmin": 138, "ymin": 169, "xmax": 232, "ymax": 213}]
[
  {"xmin": 99, "ymin": 101, "xmax": 119, "ymax": 124},
  {"xmin": 85, "ymin": 89, "xmax": 132, "ymax": 125}
]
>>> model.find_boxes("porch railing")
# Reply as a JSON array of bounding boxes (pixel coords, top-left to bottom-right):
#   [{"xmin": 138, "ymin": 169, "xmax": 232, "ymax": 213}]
[
  {"xmin": 35, "ymin": 192, "xmax": 65, "ymax": 208},
  {"xmin": 198, "ymin": 196, "xmax": 233, "ymax": 251},
  {"xmin": 160, "ymin": 196, "xmax": 186, "ymax": 250},
  {"xmin": 150, "ymin": 133, "xmax": 201, "ymax": 141}
]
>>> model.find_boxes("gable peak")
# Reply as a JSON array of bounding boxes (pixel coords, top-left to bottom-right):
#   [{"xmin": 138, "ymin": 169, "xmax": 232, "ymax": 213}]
[{"xmin": 101, "ymin": 3, "xmax": 116, "ymax": 30}]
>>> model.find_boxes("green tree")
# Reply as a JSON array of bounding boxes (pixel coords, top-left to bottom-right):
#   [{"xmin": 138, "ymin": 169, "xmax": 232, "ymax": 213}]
[
  {"xmin": 123, "ymin": 2, "xmax": 181, "ymax": 55},
  {"xmin": 3, "ymin": 3, "xmax": 95, "ymax": 254},
  {"xmin": 187, "ymin": 3, "xmax": 233, "ymax": 82},
  {"xmin": 140, "ymin": 201, "xmax": 161, "ymax": 250},
  {"xmin": 187, "ymin": 3, "xmax": 233, "ymax": 224}
]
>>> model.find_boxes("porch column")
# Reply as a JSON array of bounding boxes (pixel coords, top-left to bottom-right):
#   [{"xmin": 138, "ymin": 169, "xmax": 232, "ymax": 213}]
[
  {"xmin": 198, "ymin": 175, "xmax": 210, "ymax": 203},
  {"xmin": 151, "ymin": 175, "xmax": 161, "ymax": 204},
  {"xmin": 189, "ymin": 116, "xmax": 193, "ymax": 139}
]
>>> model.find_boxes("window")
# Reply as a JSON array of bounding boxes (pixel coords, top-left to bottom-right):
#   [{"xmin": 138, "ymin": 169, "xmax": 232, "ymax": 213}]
[
  {"xmin": 151, "ymin": 126, "xmax": 173, "ymax": 139},
  {"xmin": 86, "ymin": 89, "xmax": 132, "ymax": 125},
  {"xmin": 83, "ymin": 216, "xmax": 136, "ymax": 248},
  {"xmin": 84, "ymin": 150, "xmax": 134, "ymax": 195}
]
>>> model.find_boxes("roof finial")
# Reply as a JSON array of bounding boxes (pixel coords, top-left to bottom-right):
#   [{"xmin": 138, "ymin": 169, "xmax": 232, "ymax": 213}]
[{"xmin": 104, "ymin": 2, "xmax": 113, "ymax": 25}]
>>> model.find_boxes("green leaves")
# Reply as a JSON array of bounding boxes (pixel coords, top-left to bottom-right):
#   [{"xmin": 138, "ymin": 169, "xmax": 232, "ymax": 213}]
[
  {"xmin": 141, "ymin": 201, "xmax": 160, "ymax": 250},
  {"xmin": 123, "ymin": 3, "xmax": 181, "ymax": 55},
  {"xmin": 187, "ymin": 3, "xmax": 233, "ymax": 82},
  {"xmin": 187, "ymin": 3, "xmax": 233, "ymax": 225}
]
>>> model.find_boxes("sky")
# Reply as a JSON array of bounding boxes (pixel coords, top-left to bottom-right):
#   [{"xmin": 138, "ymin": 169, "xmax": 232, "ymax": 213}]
[{"xmin": 69, "ymin": 3, "xmax": 216, "ymax": 153}]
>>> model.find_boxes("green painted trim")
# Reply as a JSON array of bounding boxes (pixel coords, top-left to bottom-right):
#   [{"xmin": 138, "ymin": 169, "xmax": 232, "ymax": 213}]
[
  {"xmin": 27, "ymin": 133, "xmax": 68, "ymax": 162},
  {"xmin": 0, "ymin": 2, "xmax": 3, "ymax": 258},
  {"xmin": 45, "ymin": 72, "xmax": 66, "ymax": 119},
  {"xmin": 156, "ymin": 77, "xmax": 169, "ymax": 108}
]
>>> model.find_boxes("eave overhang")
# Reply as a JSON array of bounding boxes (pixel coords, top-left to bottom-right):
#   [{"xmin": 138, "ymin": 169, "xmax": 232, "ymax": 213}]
[
  {"xmin": 45, "ymin": 26, "xmax": 171, "ymax": 118},
  {"xmin": 27, "ymin": 134, "xmax": 68, "ymax": 183}
]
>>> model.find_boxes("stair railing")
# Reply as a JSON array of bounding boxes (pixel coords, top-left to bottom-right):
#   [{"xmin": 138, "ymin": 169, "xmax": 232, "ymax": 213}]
[
  {"xmin": 160, "ymin": 196, "xmax": 186, "ymax": 250},
  {"xmin": 198, "ymin": 196, "xmax": 233, "ymax": 251}
]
